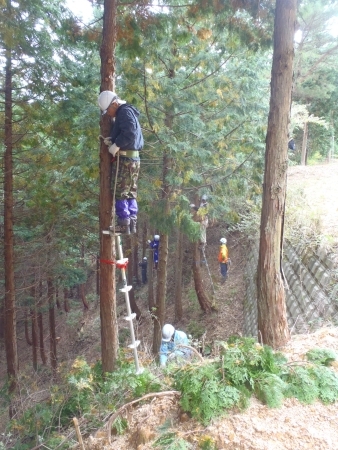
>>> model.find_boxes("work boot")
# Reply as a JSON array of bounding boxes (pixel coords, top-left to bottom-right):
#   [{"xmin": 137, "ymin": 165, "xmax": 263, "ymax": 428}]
[
  {"xmin": 130, "ymin": 215, "xmax": 137, "ymax": 234},
  {"xmin": 114, "ymin": 217, "xmax": 130, "ymax": 235}
]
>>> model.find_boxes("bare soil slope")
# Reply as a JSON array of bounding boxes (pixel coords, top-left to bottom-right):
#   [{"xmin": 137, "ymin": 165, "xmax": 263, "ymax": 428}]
[{"xmin": 76, "ymin": 162, "xmax": 338, "ymax": 450}]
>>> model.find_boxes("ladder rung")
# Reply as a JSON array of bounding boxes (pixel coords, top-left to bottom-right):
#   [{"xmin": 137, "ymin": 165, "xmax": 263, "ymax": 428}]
[
  {"xmin": 128, "ymin": 340, "xmax": 140, "ymax": 349},
  {"xmin": 125, "ymin": 313, "xmax": 136, "ymax": 321},
  {"xmin": 116, "ymin": 258, "xmax": 129, "ymax": 265},
  {"xmin": 119, "ymin": 285, "xmax": 132, "ymax": 292}
]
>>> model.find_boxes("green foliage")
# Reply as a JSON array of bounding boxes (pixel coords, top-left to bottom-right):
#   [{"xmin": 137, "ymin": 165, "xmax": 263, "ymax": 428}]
[
  {"xmin": 174, "ymin": 362, "xmax": 240, "ymax": 424},
  {"xmin": 283, "ymin": 366, "xmax": 319, "ymax": 404},
  {"xmin": 255, "ymin": 375, "xmax": 287, "ymax": 408},
  {"xmin": 8, "ymin": 357, "xmax": 161, "ymax": 447},
  {"xmin": 220, "ymin": 337, "xmax": 286, "ymax": 388},
  {"xmin": 306, "ymin": 348, "xmax": 337, "ymax": 366},
  {"xmin": 172, "ymin": 337, "xmax": 338, "ymax": 425},
  {"xmin": 198, "ymin": 435, "xmax": 218, "ymax": 450},
  {"xmin": 309, "ymin": 365, "xmax": 338, "ymax": 404},
  {"xmin": 187, "ymin": 320, "xmax": 205, "ymax": 339},
  {"xmin": 153, "ymin": 432, "xmax": 192, "ymax": 449}
]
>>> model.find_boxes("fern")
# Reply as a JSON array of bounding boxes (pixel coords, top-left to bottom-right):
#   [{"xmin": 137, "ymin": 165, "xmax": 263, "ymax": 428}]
[
  {"xmin": 153, "ymin": 432, "xmax": 192, "ymax": 449},
  {"xmin": 306, "ymin": 348, "xmax": 337, "ymax": 366},
  {"xmin": 255, "ymin": 374, "xmax": 287, "ymax": 408},
  {"xmin": 283, "ymin": 367, "xmax": 319, "ymax": 404},
  {"xmin": 309, "ymin": 365, "xmax": 338, "ymax": 404},
  {"xmin": 174, "ymin": 363, "xmax": 240, "ymax": 424}
]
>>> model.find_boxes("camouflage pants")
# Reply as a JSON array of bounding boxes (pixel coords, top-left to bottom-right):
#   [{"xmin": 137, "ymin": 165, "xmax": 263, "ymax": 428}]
[{"xmin": 111, "ymin": 157, "xmax": 140, "ymax": 200}]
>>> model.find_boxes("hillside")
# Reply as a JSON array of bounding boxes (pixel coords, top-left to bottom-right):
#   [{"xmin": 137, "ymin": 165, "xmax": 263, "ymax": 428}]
[
  {"xmin": 79, "ymin": 162, "xmax": 338, "ymax": 450},
  {"xmin": 1, "ymin": 163, "xmax": 338, "ymax": 450}
]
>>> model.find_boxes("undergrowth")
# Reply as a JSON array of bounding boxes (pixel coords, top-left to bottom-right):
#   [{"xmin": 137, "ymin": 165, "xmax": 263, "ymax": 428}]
[{"xmin": 2, "ymin": 338, "xmax": 338, "ymax": 449}]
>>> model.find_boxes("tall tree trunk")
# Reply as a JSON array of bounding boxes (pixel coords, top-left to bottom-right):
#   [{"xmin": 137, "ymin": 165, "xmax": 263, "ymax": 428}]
[
  {"xmin": 38, "ymin": 312, "xmax": 47, "ymax": 365},
  {"xmin": 56, "ymin": 284, "xmax": 61, "ymax": 309},
  {"xmin": 301, "ymin": 121, "xmax": 308, "ymax": 165},
  {"xmin": 147, "ymin": 227, "xmax": 155, "ymax": 311},
  {"xmin": 257, "ymin": 0, "xmax": 295, "ymax": 348},
  {"xmin": 3, "ymin": 32, "xmax": 18, "ymax": 401},
  {"xmin": 38, "ymin": 281, "xmax": 47, "ymax": 365},
  {"xmin": 192, "ymin": 242, "xmax": 212, "ymax": 313},
  {"xmin": 48, "ymin": 277, "xmax": 57, "ymax": 372},
  {"xmin": 96, "ymin": 255, "xmax": 100, "ymax": 296},
  {"xmin": 152, "ymin": 151, "xmax": 171, "ymax": 356},
  {"xmin": 191, "ymin": 199, "xmax": 212, "ymax": 313},
  {"xmin": 174, "ymin": 230, "xmax": 183, "ymax": 321},
  {"xmin": 148, "ymin": 251, "xmax": 155, "ymax": 310},
  {"xmin": 63, "ymin": 288, "xmax": 70, "ymax": 313},
  {"xmin": 31, "ymin": 285, "xmax": 38, "ymax": 371},
  {"xmin": 153, "ymin": 233, "xmax": 168, "ymax": 355},
  {"xmin": 31, "ymin": 303, "xmax": 38, "ymax": 372},
  {"xmin": 80, "ymin": 243, "xmax": 89, "ymax": 310},
  {"xmin": 24, "ymin": 309, "xmax": 32, "ymax": 346},
  {"xmin": 133, "ymin": 235, "xmax": 140, "ymax": 286},
  {"xmin": 99, "ymin": 0, "xmax": 119, "ymax": 372}
]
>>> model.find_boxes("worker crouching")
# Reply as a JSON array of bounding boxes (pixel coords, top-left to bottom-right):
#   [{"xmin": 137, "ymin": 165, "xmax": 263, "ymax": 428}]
[{"xmin": 160, "ymin": 324, "xmax": 191, "ymax": 367}]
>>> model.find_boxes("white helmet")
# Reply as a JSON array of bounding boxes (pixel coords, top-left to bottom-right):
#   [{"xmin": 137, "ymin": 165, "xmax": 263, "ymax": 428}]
[
  {"xmin": 162, "ymin": 324, "xmax": 175, "ymax": 342},
  {"xmin": 154, "ymin": 235, "xmax": 160, "ymax": 241},
  {"xmin": 98, "ymin": 90, "xmax": 118, "ymax": 114},
  {"xmin": 143, "ymin": 256, "xmax": 147, "ymax": 260},
  {"xmin": 220, "ymin": 238, "xmax": 227, "ymax": 244},
  {"xmin": 201, "ymin": 194, "xmax": 207, "ymax": 201}
]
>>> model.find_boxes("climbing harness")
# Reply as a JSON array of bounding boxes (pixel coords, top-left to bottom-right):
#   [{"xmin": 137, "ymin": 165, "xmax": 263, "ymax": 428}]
[{"xmin": 101, "ymin": 230, "xmax": 143, "ymax": 375}]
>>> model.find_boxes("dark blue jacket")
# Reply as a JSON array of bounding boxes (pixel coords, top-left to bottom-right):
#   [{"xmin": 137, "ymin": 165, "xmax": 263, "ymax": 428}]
[{"xmin": 110, "ymin": 104, "xmax": 143, "ymax": 152}]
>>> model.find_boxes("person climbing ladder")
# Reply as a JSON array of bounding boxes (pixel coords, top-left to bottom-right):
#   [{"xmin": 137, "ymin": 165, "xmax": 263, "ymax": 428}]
[
  {"xmin": 98, "ymin": 90, "xmax": 144, "ymax": 234},
  {"xmin": 148, "ymin": 235, "xmax": 160, "ymax": 269}
]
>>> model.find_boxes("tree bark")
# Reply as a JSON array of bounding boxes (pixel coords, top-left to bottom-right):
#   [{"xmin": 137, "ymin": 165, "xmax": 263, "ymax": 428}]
[
  {"xmin": 147, "ymin": 227, "xmax": 155, "ymax": 311},
  {"xmin": 80, "ymin": 284, "xmax": 89, "ymax": 310},
  {"xmin": 257, "ymin": 0, "xmax": 296, "ymax": 348},
  {"xmin": 3, "ymin": 33, "xmax": 18, "ymax": 399},
  {"xmin": 38, "ymin": 312, "xmax": 47, "ymax": 365},
  {"xmin": 192, "ymin": 242, "xmax": 212, "ymax": 313},
  {"xmin": 38, "ymin": 281, "xmax": 47, "ymax": 365},
  {"xmin": 48, "ymin": 277, "xmax": 57, "ymax": 372},
  {"xmin": 24, "ymin": 309, "xmax": 32, "ymax": 346},
  {"xmin": 99, "ymin": 0, "xmax": 119, "ymax": 372},
  {"xmin": 31, "ymin": 306, "xmax": 38, "ymax": 372},
  {"xmin": 174, "ymin": 230, "xmax": 183, "ymax": 321},
  {"xmin": 63, "ymin": 288, "xmax": 70, "ymax": 313},
  {"xmin": 153, "ymin": 233, "xmax": 168, "ymax": 355},
  {"xmin": 152, "ymin": 150, "xmax": 170, "ymax": 356},
  {"xmin": 56, "ymin": 283, "xmax": 61, "ymax": 309},
  {"xmin": 301, "ymin": 121, "xmax": 308, "ymax": 166},
  {"xmin": 133, "ymin": 230, "xmax": 140, "ymax": 286}
]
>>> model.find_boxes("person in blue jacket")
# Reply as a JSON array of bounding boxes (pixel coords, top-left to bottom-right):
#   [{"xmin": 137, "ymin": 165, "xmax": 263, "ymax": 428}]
[
  {"xmin": 98, "ymin": 90, "xmax": 144, "ymax": 234},
  {"xmin": 160, "ymin": 324, "xmax": 191, "ymax": 367},
  {"xmin": 148, "ymin": 235, "xmax": 160, "ymax": 269}
]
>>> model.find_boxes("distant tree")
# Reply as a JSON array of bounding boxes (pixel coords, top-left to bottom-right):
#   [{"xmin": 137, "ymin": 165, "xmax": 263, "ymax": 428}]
[{"xmin": 257, "ymin": 0, "xmax": 296, "ymax": 348}]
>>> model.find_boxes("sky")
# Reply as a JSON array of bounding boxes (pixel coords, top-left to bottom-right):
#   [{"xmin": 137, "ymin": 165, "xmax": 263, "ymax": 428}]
[{"xmin": 65, "ymin": 0, "xmax": 94, "ymax": 22}]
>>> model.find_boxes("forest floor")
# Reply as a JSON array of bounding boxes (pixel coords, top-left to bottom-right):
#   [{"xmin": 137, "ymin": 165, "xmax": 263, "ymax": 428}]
[{"xmin": 1, "ymin": 162, "xmax": 338, "ymax": 449}]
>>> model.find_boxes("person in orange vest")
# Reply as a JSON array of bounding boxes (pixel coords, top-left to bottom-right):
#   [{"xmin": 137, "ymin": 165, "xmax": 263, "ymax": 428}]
[{"xmin": 218, "ymin": 237, "xmax": 229, "ymax": 283}]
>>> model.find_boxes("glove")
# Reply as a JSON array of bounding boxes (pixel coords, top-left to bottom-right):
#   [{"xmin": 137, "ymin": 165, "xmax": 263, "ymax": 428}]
[
  {"xmin": 103, "ymin": 137, "xmax": 112, "ymax": 146},
  {"xmin": 108, "ymin": 143, "xmax": 120, "ymax": 157},
  {"xmin": 147, "ymin": 240, "xmax": 151, "ymax": 244}
]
